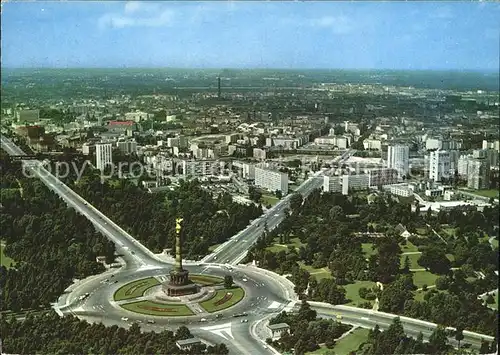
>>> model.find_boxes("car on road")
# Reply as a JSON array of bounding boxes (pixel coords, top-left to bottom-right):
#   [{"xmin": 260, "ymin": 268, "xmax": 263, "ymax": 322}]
[
  {"xmin": 242, "ymin": 278, "xmax": 247, "ymax": 282},
  {"xmin": 241, "ymin": 319, "xmax": 248, "ymax": 323},
  {"xmin": 147, "ymin": 320, "xmax": 155, "ymax": 324},
  {"xmin": 121, "ymin": 317, "xmax": 129, "ymax": 321},
  {"xmin": 215, "ymin": 314, "xmax": 223, "ymax": 319},
  {"xmin": 199, "ymin": 318, "xmax": 207, "ymax": 322}
]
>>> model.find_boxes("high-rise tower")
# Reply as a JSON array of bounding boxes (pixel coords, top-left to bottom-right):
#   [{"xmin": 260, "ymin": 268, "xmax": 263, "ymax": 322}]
[
  {"xmin": 163, "ymin": 217, "xmax": 198, "ymax": 296},
  {"xmin": 217, "ymin": 77, "xmax": 221, "ymax": 98}
]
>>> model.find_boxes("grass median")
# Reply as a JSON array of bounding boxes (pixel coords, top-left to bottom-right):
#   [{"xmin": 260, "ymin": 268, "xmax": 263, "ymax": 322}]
[
  {"xmin": 121, "ymin": 300, "xmax": 193, "ymax": 316},
  {"xmin": 114, "ymin": 277, "xmax": 160, "ymax": 301},
  {"xmin": 200, "ymin": 287, "xmax": 245, "ymax": 313}
]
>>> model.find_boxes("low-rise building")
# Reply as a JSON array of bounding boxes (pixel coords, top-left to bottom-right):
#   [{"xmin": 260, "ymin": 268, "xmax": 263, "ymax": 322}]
[
  {"xmin": 176, "ymin": 338, "xmax": 202, "ymax": 351},
  {"xmin": 117, "ymin": 140, "xmax": 137, "ymax": 154},
  {"xmin": 267, "ymin": 323, "xmax": 290, "ymax": 340},
  {"xmin": 181, "ymin": 160, "xmax": 225, "ymax": 177}
]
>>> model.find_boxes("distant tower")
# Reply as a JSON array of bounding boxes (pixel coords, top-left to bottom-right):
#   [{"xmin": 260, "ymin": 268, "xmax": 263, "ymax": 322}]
[
  {"xmin": 163, "ymin": 218, "xmax": 199, "ymax": 296},
  {"xmin": 217, "ymin": 77, "xmax": 221, "ymax": 98}
]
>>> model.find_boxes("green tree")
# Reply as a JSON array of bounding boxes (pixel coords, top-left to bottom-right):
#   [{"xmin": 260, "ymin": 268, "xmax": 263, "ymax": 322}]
[
  {"xmin": 224, "ymin": 275, "xmax": 233, "ymax": 289},
  {"xmin": 454, "ymin": 326, "xmax": 464, "ymax": 349}
]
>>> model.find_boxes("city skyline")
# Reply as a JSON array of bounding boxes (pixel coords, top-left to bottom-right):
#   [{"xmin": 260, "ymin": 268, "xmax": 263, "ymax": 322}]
[{"xmin": 2, "ymin": 1, "xmax": 500, "ymax": 71}]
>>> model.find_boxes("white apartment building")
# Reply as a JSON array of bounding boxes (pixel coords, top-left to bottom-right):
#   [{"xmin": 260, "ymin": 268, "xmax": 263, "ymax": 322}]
[
  {"xmin": 482, "ymin": 139, "xmax": 500, "ymax": 152},
  {"xmin": 368, "ymin": 168, "xmax": 399, "ymax": 187},
  {"xmin": 82, "ymin": 143, "xmax": 94, "ymax": 156},
  {"xmin": 467, "ymin": 158, "xmax": 490, "ymax": 190},
  {"xmin": 117, "ymin": 140, "xmax": 137, "ymax": 154},
  {"xmin": 344, "ymin": 121, "xmax": 361, "ymax": 136},
  {"xmin": 193, "ymin": 148, "xmax": 214, "ymax": 160},
  {"xmin": 242, "ymin": 163, "xmax": 255, "ymax": 179},
  {"xmin": 425, "ymin": 138, "xmax": 442, "ymax": 151},
  {"xmin": 96, "ymin": 143, "xmax": 113, "ymax": 171},
  {"xmin": 271, "ymin": 135, "xmax": 309, "ymax": 149},
  {"xmin": 253, "ymin": 148, "xmax": 267, "ymax": 160},
  {"xmin": 254, "ymin": 166, "xmax": 288, "ymax": 195},
  {"xmin": 387, "ymin": 184, "xmax": 413, "ymax": 197},
  {"xmin": 181, "ymin": 160, "xmax": 224, "ymax": 177},
  {"xmin": 125, "ymin": 111, "xmax": 149, "ymax": 122},
  {"xmin": 314, "ymin": 136, "xmax": 349, "ymax": 149},
  {"xmin": 167, "ymin": 136, "xmax": 188, "ymax": 149},
  {"xmin": 342, "ymin": 174, "xmax": 369, "ymax": 195},
  {"xmin": 323, "ymin": 175, "xmax": 342, "ymax": 193},
  {"xmin": 225, "ymin": 134, "xmax": 240, "ymax": 144},
  {"xmin": 387, "ymin": 144, "xmax": 409, "ymax": 177},
  {"xmin": 363, "ymin": 139, "xmax": 382, "ymax": 151},
  {"xmin": 429, "ymin": 150, "xmax": 451, "ymax": 182},
  {"xmin": 457, "ymin": 155, "xmax": 471, "ymax": 176}
]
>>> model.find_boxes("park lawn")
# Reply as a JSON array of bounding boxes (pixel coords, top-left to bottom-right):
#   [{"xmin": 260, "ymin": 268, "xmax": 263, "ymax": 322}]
[
  {"xmin": 473, "ymin": 189, "xmax": 499, "ymax": 198},
  {"xmin": 266, "ymin": 244, "xmax": 288, "ymax": 253},
  {"xmin": 412, "ymin": 270, "xmax": 439, "ymax": 288},
  {"xmin": 361, "ymin": 243, "xmax": 376, "ymax": 258},
  {"xmin": 445, "ymin": 254, "xmax": 455, "ymax": 262},
  {"xmin": 416, "ymin": 227, "xmax": 428, "ymax": 236},
  {"xmin": 400, "ymin": 241, "xmax": 419, "ymax": 253},
  {"xmin": 343, "ymin": 281, "xmax": 376, "ymax": 306},
  {"xmin": 298, "ymin": 262, "xmax": 332, "ymax": 281},
  {"xmin": 333, "ymin": 328, "xmax": 370, "ymax": 355},
  {"xmin": 189, "ymin": 274, "xmax": 223, "ymax": 286},
  {"xmin": 267, "ymin": 237, "xmax": 304, "ymax": 253},
  {"xmin": 114, "ymin": 277, "xmax": 160, "ymax": 301},
  {"xmin": 0, "ymin": 243, "xmax": 16, "ymax": 268},
  {"xmin": 200, "ymin": 287, "xmax": 245, "ymax": 313},
  {"xmin": 400, "ymin": 253, "xmax": 421, "ymax": 269},
  {"xmin": 441, "ymin": 228, "xmax": 457, "ymax": 240},
  {"xmin": 121, "ymin": 300, "xmax": 193, "ymax": 316},
  {"xmin": 261, "ymin": 194, "xmax": 280, "ymax": 206}
]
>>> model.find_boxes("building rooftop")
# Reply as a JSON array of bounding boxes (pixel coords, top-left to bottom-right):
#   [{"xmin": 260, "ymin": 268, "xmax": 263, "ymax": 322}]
[
  {"xmin": 176, "ymin": 338, "xmax": 202, "ymax": 346},
  {"xmin": 268, "ymin": 323, "xmax": 290, "ymax": 330}
]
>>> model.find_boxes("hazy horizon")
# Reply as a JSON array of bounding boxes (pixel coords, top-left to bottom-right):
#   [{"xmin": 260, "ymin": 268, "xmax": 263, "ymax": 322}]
[{"xmin": 2, "ymin": 1, "xmax": 499, "ymax": 71}]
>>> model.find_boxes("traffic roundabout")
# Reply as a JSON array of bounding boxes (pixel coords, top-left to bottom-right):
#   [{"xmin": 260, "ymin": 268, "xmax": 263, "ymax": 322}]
[{"xmin": 112, "ymin": 274, "xmax": 246, "ymax": 317}]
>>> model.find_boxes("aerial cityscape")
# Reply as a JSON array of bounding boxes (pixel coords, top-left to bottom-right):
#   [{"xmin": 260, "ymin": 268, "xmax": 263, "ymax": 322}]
[{"xmin": 1, "ymin": 1, "xmax": 499, "ymax": 355}]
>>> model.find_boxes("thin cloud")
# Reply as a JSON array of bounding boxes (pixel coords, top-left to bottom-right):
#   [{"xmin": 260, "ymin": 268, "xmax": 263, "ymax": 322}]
[
  {"xmin": 98, "ymin": 7, "xmax": 175, "ymax": 29},
  {"xmin": 309, "ymin": 15, "xmax": 356, "ymax": 35},
  {"xmin": 429, "ymin": 6, "xmax": 454, "ymax": 19}
]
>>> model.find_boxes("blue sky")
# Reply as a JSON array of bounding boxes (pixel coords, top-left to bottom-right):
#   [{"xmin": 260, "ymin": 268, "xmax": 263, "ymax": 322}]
[{"xmin": 2, "ymin": 1, "xmax": 499, "ymax": 70}]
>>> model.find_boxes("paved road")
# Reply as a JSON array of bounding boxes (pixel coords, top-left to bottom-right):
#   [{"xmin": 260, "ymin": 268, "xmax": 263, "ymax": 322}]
[
  {"xmin": 203, "ymin": 149, "xmax": 356, "ymax": 265},
  {"xmin": 1, "ymin": 136, "xmax": 164, "ymax": 270},
  {"xmin": 58, "ymin": 263, "xmax": 294, "ymax": 355}
]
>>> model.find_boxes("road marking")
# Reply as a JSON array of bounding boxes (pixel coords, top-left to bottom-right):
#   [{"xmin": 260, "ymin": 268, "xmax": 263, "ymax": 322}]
[
  {"xmin": 268, "ymin": 301, "xmax": 281, "ymax": 309},
  {"xmin": 199, "ymin": 322, "xmax": 234, "ymax": 340}
]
